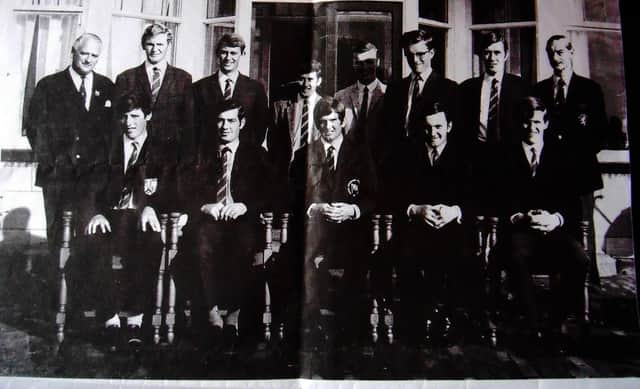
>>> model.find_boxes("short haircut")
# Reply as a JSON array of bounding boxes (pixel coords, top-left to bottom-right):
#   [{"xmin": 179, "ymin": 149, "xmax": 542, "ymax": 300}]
[
  {"xmin": 401, "ymin": 29, "xmax": 434, "ymax": 51},
  {"xmin": 216, "ymin": 33, "xmax": 246, "ymax": 55},
  {"xmin": 116, "ymin": 92, "xmax": 152, "ymax": 116},
  {"xmin": 214, "ymin": 99, "xmax": 246, "ymax": 122},
  {"xmin": 478, "ymin": 30, "xmax": 508, "ymax": 53},
  {"xmin": 545, "ymin": 34, "xmax": 573, "ymax": 53},
  {"xmin": 518, "ymin": 96, "xmax": 548, "ymax": 123},
  {"xmin": 72, "ymin": 33, "xmax": 102, "ymax": 52},
  {"xmin": 417, "ymin": 100, "xmax": 450, "ymax": 123},
  {"xmin": 141, "ymin": 23, "xmax": 173, "ymax": 46},
  {"xmin": 298, "ymin": 59, "xmax": 323, "ymax": 78},
  {"xmin": 353, "ymin": 41, "xmax": 378, "ymax": 55},
  {"xmin": 313, "ymin": 97, "xmax": 346, "ymax": 127}
]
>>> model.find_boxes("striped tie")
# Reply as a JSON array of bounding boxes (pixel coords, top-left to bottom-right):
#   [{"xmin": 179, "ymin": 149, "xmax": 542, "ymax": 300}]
[
  {"xmin": 224, "ymin": 79, "xmax": 233, "ymax": 100},
  {"xmin": 530, "ymin": 146, "xmax": 538, "ymax": 177},
  {"xmin": 151, "ymin": 67, "xmax": 161, "ymax": 104},
  {"xmin": 216, "ymin": 147, "xmax": 232, "ymax": 205},
  {"xmin": 487, "ymin": 78, "xmax": 500, "ymax": 143},
  {"xmin": 118, "ymin": 141, "xmax": 139, "ymax": 209},
  {"xmin": 300, "ymin": 99, "xmax": 309, "ymax": 148}
]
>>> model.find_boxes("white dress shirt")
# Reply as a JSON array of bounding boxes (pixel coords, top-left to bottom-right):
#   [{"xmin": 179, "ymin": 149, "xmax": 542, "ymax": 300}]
[
  {"xmin": 218, "ymin": 70, "xmax": 239, "ymax": 97},
  {"xmin": 478, "ymin": 71, "xmax": 504, "ymax": 141},
  {"xmin": 405, "ymin": 68, "xmax": 432, "ymax": 129},
  {"xmin": 356, "ymin": 79, "xmax": 379, "ymax": 114},
  {"xmin": 217, "ymin": 138, "xmax": 240, "ymax": 204},
  {"xmin": 145, "ymin": 60, "xmax": 168, "ymax": 88},
  {"xmin": 69, "ymin": 67, "xmax": 93, "ymax": 111}
]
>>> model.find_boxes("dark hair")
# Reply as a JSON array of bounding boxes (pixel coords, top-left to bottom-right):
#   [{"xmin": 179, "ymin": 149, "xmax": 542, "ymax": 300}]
[
  {"xmin": 519, "ymin": 96, "xmax": 548, "ymax": 123},
  {"xmin": 353, "ymin": 41, "xmax": 378, "ymax": 55},
  {"xmin": 298, "ymin": 59, "xmax": 323, "ymax": 78},
  {"xmin": 401, "ymin": 29, "xmax": 434, "ymax": 51},
  {"xmin": 478, "ymin": 30, "xmax": 508, "ymax": 53},
  {"xmin": 141, "ymin": 23, "xmax": 173, "ymax": 47},
  {"xmin": 214, "ymin": 99, "xmax": 246, "ymax": 122},
  {"xmin": 116, "ymin": 92, "xmax": 151, "ymax": 116},
  {"xmin": 545, "ymin": 34, "xmax": 573, "ymax": 53},
  {"xmin": 417, "ymin": 100, "xmax": 450, "ymax": 123},
  {"xmin": 216, "ymin": 33, "xmax": 246, "ymax": 55},
  {"xmin": 313, "ymin": 97, "xmax": 346, "ymax": 127}
]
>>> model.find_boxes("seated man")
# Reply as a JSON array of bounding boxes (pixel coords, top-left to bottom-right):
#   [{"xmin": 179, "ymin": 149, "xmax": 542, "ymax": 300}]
[
  {"xmin": 385, "ymin": 101, "xmax": 474, "ymax": 345},
  {"xmin": 289, "ymin": 97, "xmax": 377, "ymax": 347},
  {"xmin": 82, "ymin": 93, "xmax": 177, "ymax": 350},
  {"xmin": 178, "ymin": 100, "xmax": 270, "ymax": 349},
  {"xmin": 495, "ymin": 97, "xmax": 590, "ymax": 342}
]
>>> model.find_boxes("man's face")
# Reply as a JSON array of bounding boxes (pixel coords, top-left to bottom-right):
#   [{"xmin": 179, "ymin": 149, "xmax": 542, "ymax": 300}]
[
  {"xmin": 547, "ymin": 38, "xmax": 574, "ymax": 74},
  {"xmin": 216, "ymin": 108, "xmax": 244, "ymax": 144},
  {"xmin": 120, "ymin": 108, "xmax": 150, "ymax": 141},
  {"xmin": 71, "ymin": 38, "xmax": 102, "ymax": 76},
  {"xmin": 143, "ymin": 33, "xmax": 170, "ymax": 65},
  {"xmin": 404, "ymin": 40, "xmax": 433, "ymax": 75},
  {"xmin": 217, "ymin": 45, "xmax": 242, "ymax": 75},
  {"xmin": 483, "ymin": 41, "xmax": 508, "ymax": 76},
  {"xmin": 423, "ymin": 111, "xmax": 451, "ymax": 149},
  {"xmin": 522, "ymin": 110, "xmax": 548, "ymax": 146},
  {"xmin": 317, "ymin": 110, "xmax": 344, "ymax": 144},
  {"xmin": 299, "ymin": 71, "xmax": 322, "ymax": 98},
  {"xmin": 353, "ymin": 51, "xmax": 379, "ymax": 85}
]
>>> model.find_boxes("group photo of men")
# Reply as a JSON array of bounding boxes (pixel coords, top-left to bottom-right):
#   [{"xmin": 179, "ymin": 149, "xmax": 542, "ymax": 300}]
[{"xmin": 15, "ymin": 2, "xmax": 636, "ymax": 379}]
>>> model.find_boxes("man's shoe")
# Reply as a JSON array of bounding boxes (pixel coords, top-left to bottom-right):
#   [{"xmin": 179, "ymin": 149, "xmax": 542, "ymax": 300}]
[{"xmin": 127, "ymin": 325, "xmax": 143, "ymax": 351}]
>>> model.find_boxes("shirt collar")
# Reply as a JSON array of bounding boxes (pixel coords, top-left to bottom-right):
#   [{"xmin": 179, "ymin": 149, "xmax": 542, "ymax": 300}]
[
  {"xmin": 522, "ymin": 140, "xmax": 543, "ymax": 156},
  {"xmin": 357, "ymin": 79, "xmax": 379, "ymax": 93},
  {"xmin": 425, "ymin": 142, "xmax": 446, "ymax": 158},
  {"xmin": 483, "ymin": 70, "xmax": 504, "ymax": 84},
  {"xmin": 145, "ymin": 60, "xmax": 168, "ymax": 74},
  {"xmin": 320, "ymin": 135, "xmax": 344, "ymax": 154},
  {"xmin": 219, "ymin": 138, "xmax": 240, "ymax": 154},
  {"xmin": 219, "ymin": 70, "xmax": 239, "ymax": 85},
  {"xmin": 68, "ymin": 66, "xmax": 93, "ymax": 87},
  {"xmin": 413, "ymin": 68, "xmax": 432, "ymax": 83},
  {"xmin": 553, "ymin": 71, "xmax": 573, "ymax": 87},
  {"xmin": 298, "ymin": 92, "xmax": 319, "ymax": 104},
  {"xmin": 123, "ymin": 130, "xmax": 148, "ymax": 148}
]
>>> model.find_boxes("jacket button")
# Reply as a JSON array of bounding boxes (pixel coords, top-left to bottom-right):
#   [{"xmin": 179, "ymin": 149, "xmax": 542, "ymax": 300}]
[
  {"xmin": 75, "ymin": 154, "xmax": 81, "ymax": 159},
  {"xmin": 75, "ymin": 136, "xmax": 80, "ymax": 141}
]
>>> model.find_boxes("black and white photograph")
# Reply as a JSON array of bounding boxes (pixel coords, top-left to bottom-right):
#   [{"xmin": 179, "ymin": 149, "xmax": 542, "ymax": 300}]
[{"xmin": 0, "ymin": 0, "xmax": 638, "ymax": 387}]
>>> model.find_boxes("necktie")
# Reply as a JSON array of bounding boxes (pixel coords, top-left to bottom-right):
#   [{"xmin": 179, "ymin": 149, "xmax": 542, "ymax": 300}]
[
  {"xmin": 79, "ymin": 76, "xmax": 87, "ymax": 110},
  {"xmin": 300, "ymin": 99, "xmax": 309, "ymax": 148},
  {"xmin": 224, "ymin": 78, "xmax": 233, "ymax": 100},
  {"xmin": 359, "ymin": 86, "xmax": 369, "ymax": 124},
  {"xmin": 530, "ymin": 146, "xmax": 538, "ymax": 177},
  {"xmin": 407, "ymin": 75, "xmax": 422, "ymax": 136},
  {"xmin": 487, "ymin": 78, "xmax": 500, "ymax": 143},
  {"xmin": 555, "ymin": 79, "xmax": 566, "ymax": 106},
  {"xmin": 216, "ymin": 147, "xmax": 232, "ymax": 205},
  {"xmin": 118, "ymin": 141, "xmax": 139, "ymax": 209},
  {"xmin": 151, "ymin": 67, "xmax": 161, "ymax": 104},
  {"xmin": 325, "ymin": 145, "xmax": 336, "ymax": 172},
  {"xmin": 431, "ymin": 148, "xmax": 439, "ymax": 166}
]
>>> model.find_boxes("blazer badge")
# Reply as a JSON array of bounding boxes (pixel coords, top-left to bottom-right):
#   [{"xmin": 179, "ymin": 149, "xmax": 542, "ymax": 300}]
[
  {"xmin": 104, "ymin": 99, "xmax": 111, "ymax": 107},
  {"xmin": 347, "ymin": 178, "xmax": 360, "ymax": 198},
  {"xmin": 144, "ymin": 178, "xmax": 158, "ymax": 195}
]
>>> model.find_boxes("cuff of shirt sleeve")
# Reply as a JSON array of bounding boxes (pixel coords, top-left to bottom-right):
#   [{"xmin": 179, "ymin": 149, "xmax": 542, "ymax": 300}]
[
  {"xmin": 407, "ymin": 204, "xmax": 416, "ymax": 218},
  {"xmin": 452, "ymin": 205, "xmax": 463, "ymax": 224},
  {"xmin": 553, "ymin": 212, "xmax": 564, "ymax": 228},
  {"xmin": 306, "ymin": 204, "xmax": 317, "ymax": 218},
  {"xmin": 510, "ymin": 212, "xmax": 525, "ymax": 224},
  {"xmin": 352, "ymin": 205, "xmax": 361, "ymax": 220}
]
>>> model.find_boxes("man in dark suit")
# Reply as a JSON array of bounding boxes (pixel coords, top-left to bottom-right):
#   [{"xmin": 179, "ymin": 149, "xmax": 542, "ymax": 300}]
[
  {"xmin": 385, "ymin": 101, "xmax": 474, "ymax": 344},
  {"xmin": 458, "ymin": 30, "xmax": 529, "ymax": 216},
  {"xmin": 496, "ymin": 97, "xmax": 590, "ymax": 343},
  {"xmin": 82, "ymin": 93, "xmax": 176, "ymax": 350},
  {"xmin": 26, "ymin": 33, "xmax": 114, "ymax": 254},
  {"xmin": 289, "ymin": 97, "xmax": 377, "ymax": 346},
  {"xmin": 193, "ymin": 33, "xmax": 269, "ymax": 148},
  {"xmin": 178, "ymin": 100, "xmax": 271, "ymax": 349},
  {"xmin": 115, "ymin": 23, "xmax": 194, "ymax": 161},
  {"xmin": 334, "ymin": 42, "xmax": 387, "ymax": 150},
  {"xmin": 381, "ymin": 29, "xmax": 458, "ymax": 160}
]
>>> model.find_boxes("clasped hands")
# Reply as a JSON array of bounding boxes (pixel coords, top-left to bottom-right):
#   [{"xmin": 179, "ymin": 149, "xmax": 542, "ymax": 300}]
[
  {"xmin": 410, "ymin": 204, "xmax": 459, "ymax": 229},
  {"xmin": 309, "ymin": 202, "xmax": 357, "ymax": 223},
  {"xmin": 512, "ymin": 209, "xmax": 562, "ymax": 233},
  {"xmin": 200, "ymin": 202, "xmax": 247, "ymax": 221}
]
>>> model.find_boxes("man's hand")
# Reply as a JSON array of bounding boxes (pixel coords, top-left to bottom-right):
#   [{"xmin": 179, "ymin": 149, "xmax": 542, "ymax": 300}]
[
  {"xmin": 85, "ymin": 214, "xmax": 111, "ymax": 235},
  {"xmin": 201, "ymin": 203, "xmax": 224, "ymax": 219},
  {"xmin": 409, "ymin": 204, "xmax": 439, "ymax": 227},
  {"xmin": 219, "ymin": 203, "xmax": 248, "ymax": 221},
  {"xmin": 527, "ymin": 209, "xmax": 561, "ymax": 232},
  {"xmin": 140, "ymin": 206, "xmax": 161, "ymax": 232},
  {"xmin": 431, "ymin": 204, "xmax": 459, "ymax": 229},
  {"xmin": 322, "ymin": 202, "xmax": 357, "ymax": 223}
]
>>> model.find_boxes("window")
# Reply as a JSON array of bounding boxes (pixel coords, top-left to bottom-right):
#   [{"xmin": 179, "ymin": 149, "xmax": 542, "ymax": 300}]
[
  {"xmin": 109, "ymin": 0, "xmax": 182, "ymax": 78},
  {"xmin": 470, "ymin": 0, "xmax": 536, "ymax": 85},
  {"xmin": 418, "ymin": 0, "xmax": 449, "ymax": 76},
  {"xmin": 204, "ymin": 0, "xmax": 236, "ymax": 76}
]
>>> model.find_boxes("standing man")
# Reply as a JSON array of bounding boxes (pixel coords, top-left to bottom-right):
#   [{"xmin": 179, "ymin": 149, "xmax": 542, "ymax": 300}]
[
  {"xmin": 193, "ymin": 33, "xmax": 269, "ymax": 148},
  {"xmin": 26, "ymin": 33, "xmax": 114, "ymax": 253},
  {"xmin": 334, "ymin": 42, "xmax": 386, "ymax": 150},
  {"xmin": 458, "ymin": 30, "xmax": 529, "ymax": 216},
  {"xmin": 115, "ymin": 23, "xmax": 194, "ymax": 161}
]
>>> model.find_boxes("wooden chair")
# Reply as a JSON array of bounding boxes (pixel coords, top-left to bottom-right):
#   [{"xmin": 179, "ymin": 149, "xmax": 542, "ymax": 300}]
[{"xmin": 369, "ymin": 214, "xmax": 395, "ymax": 344}]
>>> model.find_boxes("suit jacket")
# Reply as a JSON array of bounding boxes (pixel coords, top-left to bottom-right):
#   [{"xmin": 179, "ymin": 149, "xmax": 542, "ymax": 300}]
[
  {"xmin": 533, "ymin": 74, "xmax": 606, "ymax": 192},
  {"xmin": 334, "ymin": 80, "xmax": 386, "ymax": 145},
  {"xmin": 457, "ymin": 73, "xmax": 529, "ymax": 148},
  {"xmin": 115, "ymin": 64, "xmax": 194, "ymax": 160},
  {"xmin": 26, "ymin": 68, "xmax": 114, "ymax": 187},
  {"xmin": 193, "ymin": 72, "xmax": 269, "ymax": 148},
  {"xmin": 84, "ymin": 136, "xmax": 179, "ymax": 220}
]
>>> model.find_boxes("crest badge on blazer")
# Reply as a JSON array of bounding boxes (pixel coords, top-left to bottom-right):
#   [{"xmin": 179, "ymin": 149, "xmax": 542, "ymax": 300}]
[
  {"xmin": 347, "ymin": 178, "xmax": 360, "ymax": 198},
  {"xmin": 144, "ymin": 178, "xmax": 158, "ymax": 195}
]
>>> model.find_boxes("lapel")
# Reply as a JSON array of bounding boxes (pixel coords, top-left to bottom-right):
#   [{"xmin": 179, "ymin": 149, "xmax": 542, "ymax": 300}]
[
  {"xmin": 346, "ymin": 84, "xmax": 361, "ymax": 120},
  {"xmin": 287, "ymin": 99, "xmax": 297, "ymax": 147},
  {"xmin": 399, "ymin": 75, "xmax": 412, "ymax": 119},
  {"xmin": 422, "ymin": 71, "xmax": 439, "ymax": 97},
  {"xmin": 230, "ymin": 142, "xmax": 244, "ymax": 192},
  {"xmin": 154, "ymin": 64, "xmax": 175, "ymax": 107},
  {"xmin": 62, "ymin": 69, "xmax": 87, "ymax": 113},
  {"xmin": 565, "ymin": 73, "xmax": 582, "ymax": 104},
  {"xmin": 370, "ymin": 82, "xmax": 385, "ymax": 110},
  {"xmin": 307, "ymin": 141, "xmax": 325, "ymax": 188},
  {"xmin": 210, "ymin": 71, "xmax": 224, "ymax": 101},
  {"xmin": 134, "ymin": 64, "xmax": 153, "ymax": 101}
]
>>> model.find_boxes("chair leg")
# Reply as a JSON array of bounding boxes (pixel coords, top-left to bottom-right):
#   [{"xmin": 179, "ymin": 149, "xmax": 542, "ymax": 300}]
[
  {"xmin": 153, "ymin": 214, "xmax": 169, "ymax": 344},
  {"xmin": 264, "ymin": 282, "xmax": 272, "ymax": 341},
  {"xmin": 165, "ymin": 213, "xmax": 181, "ymax": 344},
  {"xmin": 56, "ymin": 211, "xmax": 73, "ymax": 344},
  {"xmin": 370, "ymin": 298, "xmax": 379, "ymax": 343}
]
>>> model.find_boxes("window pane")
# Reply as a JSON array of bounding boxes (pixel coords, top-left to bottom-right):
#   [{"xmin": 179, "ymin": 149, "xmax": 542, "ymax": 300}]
[
  {"xmin": 472, "ymin": 0, "xmax": 534, "ymax": 24},
  {"xmin": 583, "ymin": 0, "xmax": 620, "ymax": 23},
  {"xmin": 113, "ymin": 0, "xmax": 182, "ymax": 17},
  {"xmin": 19, "ymin": 0, "xmax": 83, "ymax": 5},
  {"xmin": 207, "ymin": 0, "xmax": 235, "ymax": 18},
  {"xmin": 418, "ymin": 25, "xmax": 447, "ymax": 76},
  {"xmin": 419, "ymin": 0, "xmax": 447, "ymax": 23},
  {"xmin": 471, "ymin": 28, "xmax": 536, "ymax": 85},
  {"xmin": 204, "ymin": 24, "xmax": 235, "ymax": 75}
]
